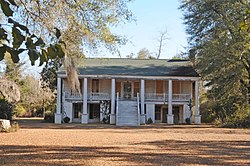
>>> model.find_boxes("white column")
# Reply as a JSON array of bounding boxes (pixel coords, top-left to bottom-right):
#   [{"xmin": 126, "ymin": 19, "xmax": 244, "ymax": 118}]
[
  {"xmin": 167, "ymin": 80, "xmax": 174, "ymax": 124},
  {"xmin": 140, "ymin": 79, "xmax": 146, "ymax": 124},
  {"xmin": 194, "ymin": 80, "xmax": 201, "ymax": 124},
  {"xmin": 55, "ymin": 77, "xmax": 62, "ymax": 124},
  {"xmin": 81, "ymin": 78, "xmax": 88, "ymax": 124},
  {"xmin": 110, "ymin": 79, "xmax": 116, "ymax": 124}
]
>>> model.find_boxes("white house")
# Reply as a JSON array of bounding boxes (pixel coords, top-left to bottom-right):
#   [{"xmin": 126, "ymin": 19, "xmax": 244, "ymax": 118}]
[{"xmin": 55, "ymin": 58, "xmax": 201, "ymax": 126}]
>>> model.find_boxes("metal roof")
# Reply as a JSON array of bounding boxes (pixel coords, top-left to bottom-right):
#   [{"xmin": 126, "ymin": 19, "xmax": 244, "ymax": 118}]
[{"xmin": 58, "ymin": 58, "xmax": 200, "ymax": 77}]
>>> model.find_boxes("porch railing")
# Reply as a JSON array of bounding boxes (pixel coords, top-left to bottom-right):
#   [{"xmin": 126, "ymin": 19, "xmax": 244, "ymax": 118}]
[
  {"xmin": 64, "ymin": 91, "xmax": 110, "ymax": 100},
  {"xmin": 145, "ymin": 93, "xmax": 191, "ymax": 102},
  {"xmin": 88, "ymin": 92, "xmax": 110, "ymax": 100},
  {"xmin": 64, "ymin": 91, "xmax": 82, "ymax": 99}
]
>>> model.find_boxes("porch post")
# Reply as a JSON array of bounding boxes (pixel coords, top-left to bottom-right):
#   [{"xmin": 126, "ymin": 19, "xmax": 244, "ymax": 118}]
[
  {"xmin": 81, "ymin": 78, "xmax": 88, "ymax": 124},
  {"xmin": 194, "ymin": 80, "xmax": 201, "ymax": 124},
  {"xmin": 110, "ymin": 79, "xmax": 116, "ymax": 124},
  {"xmin": 140, "ymin": 79, "xmax": 146, "ymax": 124},
  {"xmin": 55, "ymin": 77, "xmax": 62, "ymax": 124},
  {"xmin": 167, "ymin": 80, "xmax": 174, "ymax": 124}
]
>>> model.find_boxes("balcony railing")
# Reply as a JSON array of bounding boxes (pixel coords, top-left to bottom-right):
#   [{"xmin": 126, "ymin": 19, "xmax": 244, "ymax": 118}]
[
  {"xmin": 88, "ymin": 92, "xmax": 110, "ymax": 100},
  {"xmin": 64, "ymin": 91, "xmax": 111, "ymax": 101},
  {"xmin": 64, "ymin": 91, "xmax": 190, "ymax": 102},
  {"xmin": 145, "ymin": 93, "xmax": 191, "ymax": 102},
  {"xmin": 64, "ymin": 91, "xmax": 82, "ymax": 100}
]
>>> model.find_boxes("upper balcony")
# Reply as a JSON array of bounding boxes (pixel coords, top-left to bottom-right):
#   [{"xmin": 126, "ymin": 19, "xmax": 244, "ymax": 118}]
[{"xmin": 64, "ymin": 91, "xmax": 191, "ymax": 102}]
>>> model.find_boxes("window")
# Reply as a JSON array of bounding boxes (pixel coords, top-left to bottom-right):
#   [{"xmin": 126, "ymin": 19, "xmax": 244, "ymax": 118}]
[{"xmin": 92, "ymin": 79, "xmax": 99, "ymax": 93}]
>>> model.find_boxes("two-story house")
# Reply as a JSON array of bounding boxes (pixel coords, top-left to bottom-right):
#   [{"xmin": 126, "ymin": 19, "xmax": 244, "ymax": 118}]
[{"xmin": 55, "ymin": 58, "xmax": 201, "ymax": 126}]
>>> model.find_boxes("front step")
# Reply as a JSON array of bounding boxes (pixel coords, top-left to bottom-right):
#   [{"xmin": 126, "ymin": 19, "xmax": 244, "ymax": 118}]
[{"xmin": 116, "ymin": 101, "xmax": 139, "ymax": 126}]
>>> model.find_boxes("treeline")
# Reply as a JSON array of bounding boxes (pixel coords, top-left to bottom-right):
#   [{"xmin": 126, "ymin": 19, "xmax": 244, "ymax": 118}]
[{"xmin": 180, "ymin": 0, "xmax": 250, "ymax": 127}]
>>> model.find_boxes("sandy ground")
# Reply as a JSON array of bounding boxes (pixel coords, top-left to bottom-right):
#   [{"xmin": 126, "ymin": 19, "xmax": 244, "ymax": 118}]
[{"xmin": 0, "ymin": 118, "xmax": 250, "ymax": 166}]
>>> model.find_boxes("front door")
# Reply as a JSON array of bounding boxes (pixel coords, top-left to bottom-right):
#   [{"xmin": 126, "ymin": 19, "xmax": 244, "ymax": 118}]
[
  {"xmin": 72, "ymin": 103, "xmax": 82, "ymax": 123},
  {"xmin": 123, "ymin": 82, "xmax": 132, "ymax": 99}
]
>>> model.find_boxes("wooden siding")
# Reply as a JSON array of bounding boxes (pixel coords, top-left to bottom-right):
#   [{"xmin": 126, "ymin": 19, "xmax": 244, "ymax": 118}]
[
  {"xmin": 173, "ymin": 81, "xmax": 180, "ymax": 94},
  {"xmin": 156, "ymin": 80, "xmax": 163, "ymax": 94},
  {"xmin": 116, "ymin": 81, "xmax": 121, "ymax": 95}
]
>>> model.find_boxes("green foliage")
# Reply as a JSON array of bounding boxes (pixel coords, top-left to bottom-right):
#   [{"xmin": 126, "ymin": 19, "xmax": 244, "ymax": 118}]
[
  {"xmin": 13, "ymin": 103, "xmax": 26, "ymax": 117},
  {"xmin": 40, "ymin": 58, "xmax": 61, "ymax": 92},
  {"xmin": 222, "ymin": 106, "xmax": 250, "ymax": 128},
  {"xmin": 180, "ymin": 0, "xmax": 250, "ymax": 125},
  {"xmin": 146, "ymin": 118, "xmax": 153, "ymax": 124},
  {"xmin": 44, "ymin": 111, "xmax": 54, "ymax": 123},
  {"xmin": 0, "ymin": 99, "xmax": 13, "ymax": 120},
  {"xmin": 0, "ymin": 0, "xmax": 65, "ymax": 65}
]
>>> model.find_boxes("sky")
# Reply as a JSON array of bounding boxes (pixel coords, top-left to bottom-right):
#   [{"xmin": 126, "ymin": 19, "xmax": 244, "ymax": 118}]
[
  {"xmin": 1, "ymin": 0, "xmax": 188, "ymax": 77},
  {"xmin": 88, "ymin": 0, "xmax": 188, "ymax": 59}
]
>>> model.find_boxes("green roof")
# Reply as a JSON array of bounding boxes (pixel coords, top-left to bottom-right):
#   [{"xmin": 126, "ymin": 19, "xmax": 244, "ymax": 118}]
[{"xmin": 58, "ymin": 58, "xmax": 199, "ymax": 77}]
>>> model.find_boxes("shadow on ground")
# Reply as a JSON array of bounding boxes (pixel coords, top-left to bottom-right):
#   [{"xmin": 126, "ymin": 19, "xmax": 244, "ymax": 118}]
[
  {"xmin": 0, "ymin": 140, "xmax": 249, "ymax": 165},
  {"xmin": 16, "ymin": 117, "xmax": 213, "ymax": 130}
]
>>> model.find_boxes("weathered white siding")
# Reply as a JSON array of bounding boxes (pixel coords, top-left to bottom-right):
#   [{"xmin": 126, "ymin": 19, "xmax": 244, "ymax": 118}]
[
  {"xmin": 146, "ymin": 104, "xmax": 155, "ymax": 123},
  {"xmin": 63, "ymin": 101, "xmax": 72, "ymax": 123}
]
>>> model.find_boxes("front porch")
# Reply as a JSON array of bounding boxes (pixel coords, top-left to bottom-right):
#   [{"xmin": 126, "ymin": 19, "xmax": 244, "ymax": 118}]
[{"xmin": 55, "ymin": 77, "xmax": 201, "ymax": 125}]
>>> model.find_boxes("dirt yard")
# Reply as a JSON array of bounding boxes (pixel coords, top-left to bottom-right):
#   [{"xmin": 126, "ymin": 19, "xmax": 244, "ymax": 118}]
[{"xmin": 0, "ymin": 118, "xmax": 250, "ymax": 166}]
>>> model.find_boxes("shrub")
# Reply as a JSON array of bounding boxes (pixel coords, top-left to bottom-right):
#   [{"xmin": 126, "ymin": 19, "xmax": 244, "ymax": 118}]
[
  {"xmin": 185, "ymin": 118, "xmax": 191, "ymax": 124},
  {"xmin": 44, "ymin": 111, "xmax": 54, "ymax": 123},
  {"xmin": 0, "ymin": 99, "xmax": 13, "ymax": 120},
  {"xmin": 146, "ymin": 118, "xmax": 153, "ymax": 124},
  {"xmin": 13, "ymin": 104, "xmax": 26, "ymax": 117},
  {"xmin": 63, "ymin": 117, "xmax": 70, "ymax": 123},
  {"xmin": 222, "ymin": 106, "xmax": 250, "ymax": 128}
]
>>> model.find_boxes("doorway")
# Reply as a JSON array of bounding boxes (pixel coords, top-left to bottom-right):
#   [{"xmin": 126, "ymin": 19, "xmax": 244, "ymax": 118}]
[
  {"xmin": 123, "ymin": 81, "xmax": 132, "ymax": 99},
  {"xmin": 89, "ymin": 104, "xmax": 100, "ymax": 123},
  {"xmin": 72, "ymin": 103, "xmax": 82, "ymax": 123}
]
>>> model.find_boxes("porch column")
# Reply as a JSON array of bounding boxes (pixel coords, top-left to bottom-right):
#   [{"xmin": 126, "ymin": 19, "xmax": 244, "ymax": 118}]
[
  {"xmin": 194, "ymin": 80, "xmax": 201, "ymax": 124},
  {"xmin": 140, "ymin": 79, "xmax": 146, "ymax": 124},
  {"xmin": 55, "ymin": 77, "xmax": 62, "ymax": 124},
  {"xmin": 110, "ymin": 79, "xmax": 116, "ymax": 124},
  {"xmin": 167, "ymin": 80, "xmax": 174, "ymax": 124},
  {"xmin": 81, "ymin": 78, "xmax": 88, "ymax": 124}
]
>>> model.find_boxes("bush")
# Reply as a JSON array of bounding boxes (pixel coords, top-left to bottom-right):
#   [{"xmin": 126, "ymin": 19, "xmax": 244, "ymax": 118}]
[
  {"xmin": 146, "ymin": 118, "xmax": 153, "ymax": 124},
  {"xmin": 44, "ymin": 111, "xmax": 54, "ymax": 123},
  {"xmin": 13, "ymin": 104, "xmax": 26, "ymax": 117},
  {"xmin": 63, "ymin": 117, "xmax": 70, "ymax": 123},
  {"xmin": 185, "ymin": 118, "xmax": 191, "ymax": 124},
  {"xmin": 222, "ymin": 106, "xmax": 250, "ymax": 128},
  {"xmin": 0, "ymin": 99, "xmax": 13, "ymax": 120}
]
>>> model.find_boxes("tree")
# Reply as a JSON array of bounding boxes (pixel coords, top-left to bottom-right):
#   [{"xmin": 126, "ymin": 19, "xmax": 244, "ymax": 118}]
[
  {"xmin": 40, "ymin": 58, "xmax": 61, "ymax": 92},
  {"xmin": 180, "ymin": 0, "xmax": 250, "ymax": 122},
  {"xmin": 155, "ymin": 28, "xmax": 168, "ymax": 59},
  {"xmin": 0, "ymin": 0, "xmax": 133, "ymax": 92},
  {"xmin": 137, "ymin": 48, "xmax": 154, "ymax": 59}
]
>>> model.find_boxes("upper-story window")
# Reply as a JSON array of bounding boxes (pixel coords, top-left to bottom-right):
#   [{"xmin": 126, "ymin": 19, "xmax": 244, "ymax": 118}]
[{"xmin": 92, "ymin": 79, "xmax": 99, "ymax": 93}]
